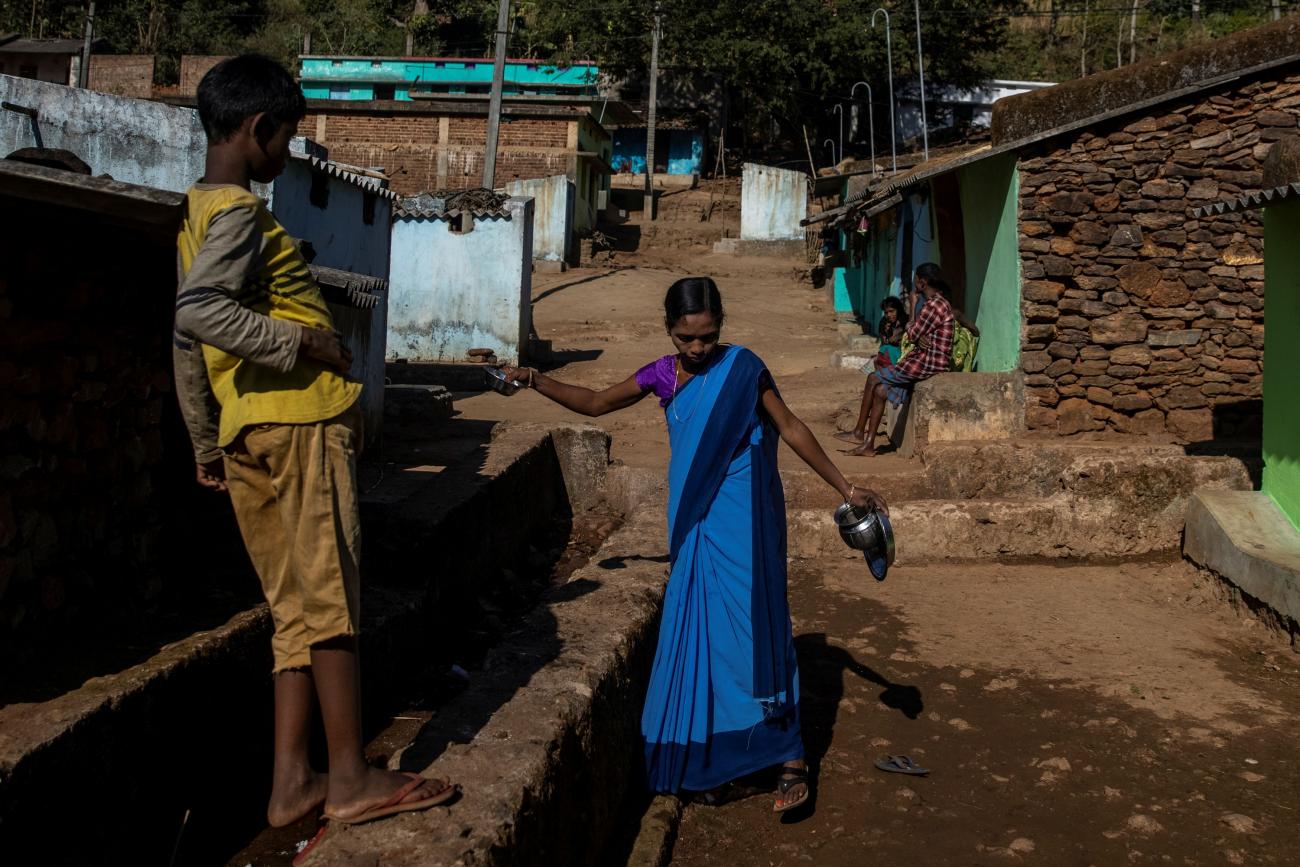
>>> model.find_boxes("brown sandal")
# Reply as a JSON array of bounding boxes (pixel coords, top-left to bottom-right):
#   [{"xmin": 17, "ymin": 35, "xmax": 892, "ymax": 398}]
[{"xmin": 774, "ymin": 766, "xmax": 811, "ymax": 813}]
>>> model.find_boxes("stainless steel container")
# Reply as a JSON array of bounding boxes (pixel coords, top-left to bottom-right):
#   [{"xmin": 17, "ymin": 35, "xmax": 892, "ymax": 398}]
[
  {"xmin": 833, "ymin": 502, "xmax": 895, "ymax": 581},
  {"xmin": 484, "ymin": 366, "xmax": 522, "ymax": 396}
]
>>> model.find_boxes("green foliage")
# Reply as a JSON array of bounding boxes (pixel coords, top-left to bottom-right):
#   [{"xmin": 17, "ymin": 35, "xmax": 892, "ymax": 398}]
[{"xmin": 0, "ymin": 1, "xmax": 1292, "ymax": 138}]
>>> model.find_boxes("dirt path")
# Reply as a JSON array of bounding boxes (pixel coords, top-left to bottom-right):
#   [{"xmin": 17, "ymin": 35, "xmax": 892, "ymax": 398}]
[
  {"xmin": 455, "ymin": 253, "xmax": 912, "ymax": 480},
  {"xmin": 670, "ymin": 559, "xmax": 1300, "ymax": 867}
]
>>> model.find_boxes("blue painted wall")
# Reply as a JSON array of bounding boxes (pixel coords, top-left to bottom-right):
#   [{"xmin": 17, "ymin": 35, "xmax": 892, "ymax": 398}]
[
  {"xmin": 388, "ymin": 197, "xmax": 534, "ymax": 365},
  {"xmin": 741, "ymin": 163, "xmax": 807, "ymax": 241},
  {"xmin": 300, "ymin": 57, "xmax": 599, "ymax": 102},
  {"xmin": 269, "ymin": 150, "xmax": 394, "ymax": 440},
  {"xmin": 505, "ymin": 174, "xmax": 574, "ymax": 263},
  {"xmin": 610, "ymin": 128, "xmax": 705, "ymax": 175},
  {"xmin": 0, "ymin": 73, "xmax": 205, "ymax": 192}
]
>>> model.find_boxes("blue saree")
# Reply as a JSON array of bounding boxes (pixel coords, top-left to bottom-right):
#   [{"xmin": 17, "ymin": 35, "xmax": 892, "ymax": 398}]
[{"xmin": 641, "ymin": 345, "xmax": 802, "ymax": 793}]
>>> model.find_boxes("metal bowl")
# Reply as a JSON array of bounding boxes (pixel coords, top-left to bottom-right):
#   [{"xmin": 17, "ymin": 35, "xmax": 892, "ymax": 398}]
[
  {"xmin": 484, "ymin": 366, "xmax": 522, "ymax": 396},
  {"xmin": 833, "ymin": 502, "xmax": 895, "ymax": 581}
]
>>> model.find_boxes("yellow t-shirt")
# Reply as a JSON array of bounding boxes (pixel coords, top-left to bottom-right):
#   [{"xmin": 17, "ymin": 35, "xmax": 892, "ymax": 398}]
[{"xmin": 177, "ymin": 185, "xmax": 360, "ymax": 447}]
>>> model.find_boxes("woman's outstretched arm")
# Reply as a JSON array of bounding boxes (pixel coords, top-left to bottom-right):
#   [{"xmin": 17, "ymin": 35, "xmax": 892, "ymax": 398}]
[
  {"xmin": 758, "ymin": 384, "xmax": 888, "ymax": 513},
  {"xmin": 499, "ymin": 367, "xmax": 649, "ymax": 417}
]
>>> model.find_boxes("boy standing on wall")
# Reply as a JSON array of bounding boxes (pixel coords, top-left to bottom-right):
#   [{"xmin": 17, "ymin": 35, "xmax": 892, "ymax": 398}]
[{"xmin": 173, "ymin": 54, "xmax": 456, "ymax": 832}]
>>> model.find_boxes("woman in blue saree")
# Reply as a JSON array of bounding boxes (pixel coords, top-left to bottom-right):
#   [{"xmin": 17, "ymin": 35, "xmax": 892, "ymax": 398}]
[{"xmin": 502, "ymin": 278, "xmax": 886, "ymax": 812}]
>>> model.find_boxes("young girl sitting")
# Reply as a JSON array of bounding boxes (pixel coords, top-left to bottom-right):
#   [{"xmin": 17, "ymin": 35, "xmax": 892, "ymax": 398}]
[{"xmin": 872, "ymin": 296, "xmax": 909, "ymax": 370}]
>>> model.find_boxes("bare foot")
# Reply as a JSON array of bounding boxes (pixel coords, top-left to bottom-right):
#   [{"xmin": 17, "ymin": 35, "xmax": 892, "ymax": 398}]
[
  {"xmin": 841, "ymin": 441, "xmax": 877, "ymax": 457},
  {"xmin": 268, "ymin": 770, "xmax": 328, "ymax": 828},
  {"xmin": 833, "ymin": 430, "xmax": 865, "ymax": 445},
  {"xmin": 324, "ymin": 766, "xmax": 455, "ymax": 823}
]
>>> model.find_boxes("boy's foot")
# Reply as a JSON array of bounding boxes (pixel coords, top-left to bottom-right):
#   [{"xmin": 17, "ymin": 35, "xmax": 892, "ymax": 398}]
[
  {"xmin": 841, "ymin": 441, "xmax": 877, "ymax": 457},
  {"xmin": 323, "ymin": 768, "xmax": 457, "ymax": 825},
  {"xmin": 268, "ymin": 770, "xmax": 329, "ymax": 828},
  {"xmin": 833, "ymin": 431, "xmax": 865, "ymax": 445}
]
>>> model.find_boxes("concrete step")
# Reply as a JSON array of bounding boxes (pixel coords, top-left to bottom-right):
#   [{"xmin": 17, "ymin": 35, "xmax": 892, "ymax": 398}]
[
  {"xmin": 385, "ymin": 383, "xmax": 454, "ymax": 427},
  {"xmin": 780, "ymin": 439, "xmax": 1253, "ymax": 562},
  {"xmin": 835, "ymin": 320, "xmax": 864, "ymax": 340},
  {"xmin": 830, "ymin": 349, "xmax": 875, "ymax": 372},
  {"xmin": 845, "ymin": 333, "xmax": 881, "ymax": 354}
]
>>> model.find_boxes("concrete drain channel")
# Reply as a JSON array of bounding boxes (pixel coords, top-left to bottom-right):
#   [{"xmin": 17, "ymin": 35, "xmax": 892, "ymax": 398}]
[
  {"xmin": 0, "ymin": 423, "xmax": 671, "ymax": 867},
  {"xmin": 0, "ymin": 429, "xmax": 1254, "ymax": 865}
]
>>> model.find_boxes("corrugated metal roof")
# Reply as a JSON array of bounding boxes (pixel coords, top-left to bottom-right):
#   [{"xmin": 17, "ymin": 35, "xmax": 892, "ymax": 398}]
[
  {"xmin": 804, "ymin": 143, "xmax": 1001, "ymax": 226},
  {"xmin": 1191, "ymin": 180, "xmax": 1300, "ymax": 217},
  {"xmin": 394, "ymin": 188, "xmax": 512, "ymax": 220},
  {"xmin": 310, "ymin": 264, "xmax": 386, "ymax": 309},
  {"xmin": 289, "ymin": 149, "xmax": 398, "ymax": 201}
]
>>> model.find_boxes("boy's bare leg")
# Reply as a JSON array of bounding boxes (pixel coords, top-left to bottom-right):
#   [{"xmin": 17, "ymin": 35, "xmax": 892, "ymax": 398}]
[
  {"xmin": 311, "ymin": 637, "xmax": 446, "ymax": 818},
  {"xmin": 267, "ymin": 669, "xmax": 329, "ymax": 827},
  {"xmin": 834, "ymin": 374, "xmax": 881, "ymax": 445},
  {"xmin": 845, "ymin": 383, "xmax": 891, "ymax": 457}
]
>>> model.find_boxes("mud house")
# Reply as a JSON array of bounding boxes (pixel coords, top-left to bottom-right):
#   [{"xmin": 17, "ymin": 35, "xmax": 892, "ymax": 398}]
[
  {"xmin": 809, "ymin": 16, "xmax": 1300, "ymax": 442},
  {"xmin": 1183, "ymin": 154, "xmax": 1300, "ymax": 635},
  {"xmin": 388, "ymin": 192, "xmax": 535, "ymax": 365}
]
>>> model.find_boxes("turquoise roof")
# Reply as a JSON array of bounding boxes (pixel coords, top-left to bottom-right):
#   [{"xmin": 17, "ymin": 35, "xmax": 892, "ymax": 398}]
[{"xmin": 299, "ymin": 57, "xmax": 599, "ymax": 101}]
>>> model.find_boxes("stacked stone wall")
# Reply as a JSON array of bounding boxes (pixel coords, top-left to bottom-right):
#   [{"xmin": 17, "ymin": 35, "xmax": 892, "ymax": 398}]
[{"xmin": 1018, "ymin": 72, "xmax": 1300, "ymax": 440}]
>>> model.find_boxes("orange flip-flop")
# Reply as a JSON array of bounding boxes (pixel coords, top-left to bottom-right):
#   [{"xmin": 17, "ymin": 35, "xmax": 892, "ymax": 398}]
[
  {"xmin": 292, "ymin": 824, "xmax": 329, "ymax": 866},
  {"xmin": 322, "ymin": 773, "xmax": 458, "ymax": 826}
]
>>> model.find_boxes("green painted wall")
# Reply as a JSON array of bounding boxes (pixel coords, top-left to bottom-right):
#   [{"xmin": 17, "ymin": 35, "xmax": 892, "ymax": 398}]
[
  {"xmin": 1263, "ymin": 200, "xmax": 1300, "ymax": 529},
  {"xmin": 956, "ymin": 155, "xmax": 1021, "ymax": 372}
]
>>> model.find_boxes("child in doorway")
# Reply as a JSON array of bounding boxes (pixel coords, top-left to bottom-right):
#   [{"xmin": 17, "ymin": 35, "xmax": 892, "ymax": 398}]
[{"xmin": 172, "ymin": 55, "xmax": 456, "ymax": 835}]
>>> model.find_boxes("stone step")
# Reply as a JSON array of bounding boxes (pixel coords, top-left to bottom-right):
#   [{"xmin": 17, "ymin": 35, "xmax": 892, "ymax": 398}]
[
  {"xmin": 384, "ymin": 384, "xmax": 454, "ymax": 427},
  {"xmin": 845, "ymin": 333, "xmax": 881, "ymax": 354},
  {"xmin": 830, "ymin": 349, "xmax": 875, "ymax": 372}
]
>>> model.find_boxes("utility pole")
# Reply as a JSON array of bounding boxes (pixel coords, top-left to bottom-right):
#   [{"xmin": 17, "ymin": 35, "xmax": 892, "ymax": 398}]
[
  {"xmin": 482, "ymin": 0, "xmax": 511, "ymax": 189},
  {"xmin": 1270, "ymin": 0, "xmax": 1281, "ymax": 22},
  {"xmin": 872, "ymin": 8, "xmax": 896, "ymax": 173},
  {"xmin": 645, "ymin": 6, "xmax": 662, "ymax": 220},
  {"xmin": 77, "ymin": 1, "xmax": 95, "ymax": 89},
  {"xmin": 912, "ymin": 0, "xmax": 928, "ymax": 160}
]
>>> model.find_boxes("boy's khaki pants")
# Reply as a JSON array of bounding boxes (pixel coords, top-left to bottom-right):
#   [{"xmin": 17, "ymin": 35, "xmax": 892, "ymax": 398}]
[{"xmin": 224, "ymin": 404, "xmax": 363, "ymax": 672}]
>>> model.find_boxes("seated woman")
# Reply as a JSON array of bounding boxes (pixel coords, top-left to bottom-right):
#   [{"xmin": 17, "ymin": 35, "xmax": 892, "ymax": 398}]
[
  {"xmin": 835, "ymin": 262, "xmax": 961, "ymax": 457},
  {"xmin": 870, "ymin": 296, "xmax": 909, "ymax": 370}
]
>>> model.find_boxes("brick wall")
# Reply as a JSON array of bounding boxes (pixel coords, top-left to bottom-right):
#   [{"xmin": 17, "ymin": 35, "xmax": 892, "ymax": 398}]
[
  {"xmin": 1017, "ymin": 72, "xmax": 1299, "ymax": 441},
  {"xmin": 179, "ymin": 55, "xmax": 229, "ymax": 97},
  {"xmin": 301, "ymin": 109, "xmax": 577, "ymax": 195},
  {"xmin": 88, "ymin": 54, "xmax": 154, "ymax": 99},
  {"xmin": 0, "ymin": 196, "xmax": 249, "ymax": 671}
]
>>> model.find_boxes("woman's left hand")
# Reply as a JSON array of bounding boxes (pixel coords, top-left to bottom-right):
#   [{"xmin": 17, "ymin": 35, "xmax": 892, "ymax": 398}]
[
  {"xmin": 849, "ymin": 486, "xmax": 889, "ymax": 516},
  {"xmin": 499, "ymin": 366, "xmax": 533, "ymax": 386}
]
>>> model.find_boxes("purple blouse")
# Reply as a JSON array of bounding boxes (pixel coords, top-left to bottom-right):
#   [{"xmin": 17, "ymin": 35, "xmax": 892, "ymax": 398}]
[{"xmin": 635, "ymin": 354, "xmax": 679, "ymax": 407}]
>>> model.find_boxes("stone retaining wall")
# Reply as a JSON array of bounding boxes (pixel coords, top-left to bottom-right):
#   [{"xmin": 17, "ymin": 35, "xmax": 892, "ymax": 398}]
[{"xmin": 1017, "ymin": 71, "xmax": 1300, "ymax": 439}]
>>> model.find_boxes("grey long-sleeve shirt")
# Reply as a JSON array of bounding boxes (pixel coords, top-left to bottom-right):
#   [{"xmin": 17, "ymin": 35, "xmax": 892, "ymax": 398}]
[{"xmin": 173, "ymin": 200, "xmax": 302, "ymax": 462}]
